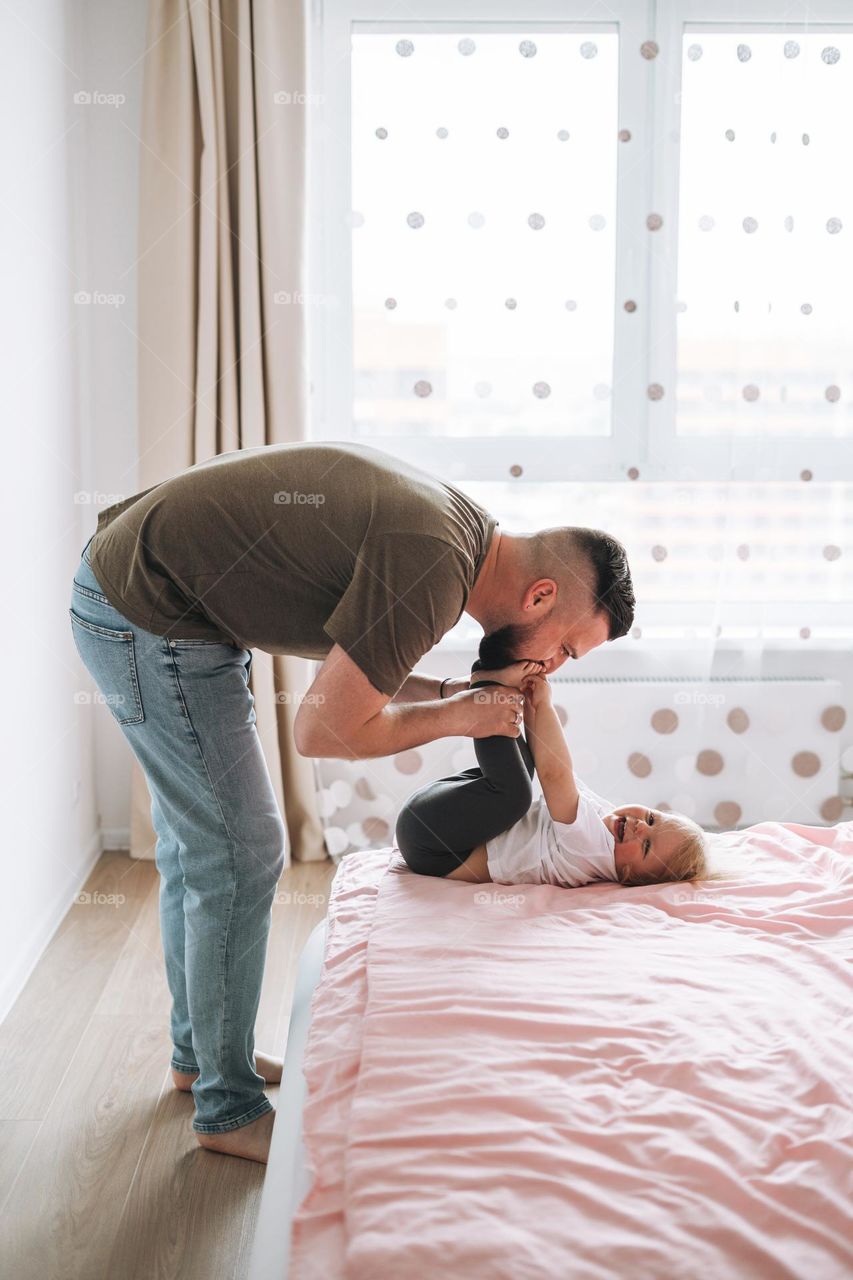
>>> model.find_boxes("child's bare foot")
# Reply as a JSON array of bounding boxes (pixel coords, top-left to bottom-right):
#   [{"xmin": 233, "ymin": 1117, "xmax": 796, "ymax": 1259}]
[
  {"xmin": 471, "ymin": 659, "xmax": 545, "ymax": 688},
  {"xmin": 195, "ymin": 1107, "xmax": 276, "ymax": 1164},
  {"xmin": 171, "ymin": 1050, "xmax": 283, "ymax": 1093}
]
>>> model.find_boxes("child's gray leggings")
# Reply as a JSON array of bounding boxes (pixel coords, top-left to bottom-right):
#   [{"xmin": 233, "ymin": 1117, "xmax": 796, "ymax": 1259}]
[{"xmin": 395, "ymin": 675, "xmax": 536, "ymax": 877}]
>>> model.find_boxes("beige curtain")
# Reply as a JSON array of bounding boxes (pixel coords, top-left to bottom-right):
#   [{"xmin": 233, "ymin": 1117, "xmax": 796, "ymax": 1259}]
[{"xmin": 130, "ymin": 0, "xmax": 326, "ymax": 863}]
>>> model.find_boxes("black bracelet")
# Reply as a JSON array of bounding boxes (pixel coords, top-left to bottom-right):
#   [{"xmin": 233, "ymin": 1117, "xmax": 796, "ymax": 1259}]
[{"xmin": 439, "ymin": 676, "xmax": 453, "ymax": 699}]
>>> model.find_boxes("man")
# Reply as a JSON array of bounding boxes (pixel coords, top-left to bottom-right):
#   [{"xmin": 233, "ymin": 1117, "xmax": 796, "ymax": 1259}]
[{"xmin": 71, "ymin": 441, "xmax": 634, "ymax": 1164}]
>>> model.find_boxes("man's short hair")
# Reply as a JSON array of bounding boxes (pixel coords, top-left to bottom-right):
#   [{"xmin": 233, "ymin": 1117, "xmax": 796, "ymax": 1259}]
[{"xmin": 568, "ymin": 527, "xmax": 635, "ymax": 640}]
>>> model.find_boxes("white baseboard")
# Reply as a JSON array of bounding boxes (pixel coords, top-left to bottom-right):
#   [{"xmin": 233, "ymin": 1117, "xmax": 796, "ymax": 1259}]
[
  {"xmin": 100, "ymin": 826, "xmax": 131, "ymax": 852},
  {"xmin": 0, "ymin": 828, "xmax": 104, "ymax": 1026}
]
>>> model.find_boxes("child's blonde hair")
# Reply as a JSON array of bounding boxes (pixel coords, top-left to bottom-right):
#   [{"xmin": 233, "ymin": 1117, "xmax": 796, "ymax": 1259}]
[{"xmin": 617, "ymin": 814, "xmax": 713, "ymax": 888}]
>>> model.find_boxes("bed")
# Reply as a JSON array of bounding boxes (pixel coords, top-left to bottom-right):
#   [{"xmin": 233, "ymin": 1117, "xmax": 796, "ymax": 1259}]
[{"xmin": 248, "ymin": 824, "xmax": 853, "ymax": 1280}]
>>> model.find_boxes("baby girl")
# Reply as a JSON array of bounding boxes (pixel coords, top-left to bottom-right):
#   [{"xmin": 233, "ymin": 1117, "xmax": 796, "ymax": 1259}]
[{"xmin": 396, "ymin": 659, "xmax": 710, "ymax": 888}]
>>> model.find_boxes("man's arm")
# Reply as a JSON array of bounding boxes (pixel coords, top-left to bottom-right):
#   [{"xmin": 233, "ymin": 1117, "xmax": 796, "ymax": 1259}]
[
  {"xmin": 523, "ymin": 677, "xmax": 580, "ymax": 824},
  {"xmin": 294, "ymin": 645, "xmax": 524, "ymax": 759},
  {"xmin": 389, "ymin": 673, "xmax": 470, "ymax": 705}
]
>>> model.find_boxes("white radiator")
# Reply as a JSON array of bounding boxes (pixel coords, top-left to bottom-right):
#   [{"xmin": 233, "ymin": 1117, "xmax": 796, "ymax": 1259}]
[{"xmin": 314, "ymin": 677, "xmax": 848, "ymax": 858}]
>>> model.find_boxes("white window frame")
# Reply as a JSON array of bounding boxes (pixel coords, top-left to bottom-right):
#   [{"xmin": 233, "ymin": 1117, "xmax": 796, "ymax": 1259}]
[{"xmin": 308, "ymin": 0, "xmax": 853, "ymax": 482}]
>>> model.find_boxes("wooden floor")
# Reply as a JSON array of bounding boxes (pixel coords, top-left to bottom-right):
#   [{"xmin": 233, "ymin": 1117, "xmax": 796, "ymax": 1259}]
[{"xmin": 0, "ymin": 849, "xmax": 335, "ymax": 1280}]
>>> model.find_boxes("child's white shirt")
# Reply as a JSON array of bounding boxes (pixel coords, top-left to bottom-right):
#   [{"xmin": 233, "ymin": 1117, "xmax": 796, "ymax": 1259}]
[{"xmin": 486, "ymin": 777, "xmax": 618, "ymax": 888}]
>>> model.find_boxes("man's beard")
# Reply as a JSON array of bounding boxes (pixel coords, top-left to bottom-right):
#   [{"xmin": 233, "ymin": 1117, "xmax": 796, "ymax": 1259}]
[{"xmin": 478, "ymin": 619, "xmax": 546, "ymax": 668}]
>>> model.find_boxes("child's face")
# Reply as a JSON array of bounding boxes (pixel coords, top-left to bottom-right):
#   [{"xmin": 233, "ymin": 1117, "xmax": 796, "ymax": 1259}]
[{"xmin": 602, "ymin": 805, "xmax": 684, "ymax": 880}]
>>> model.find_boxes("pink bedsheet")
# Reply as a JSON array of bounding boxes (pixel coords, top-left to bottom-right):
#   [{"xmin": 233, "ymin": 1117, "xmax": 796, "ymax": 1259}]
[
  {"xmin": 290, "ymin": 847, "xmax": 395, "ymax": 1277},
  {"xmin": 294, "ymin": 823, "xmax": 853, "ymax": 1280}
]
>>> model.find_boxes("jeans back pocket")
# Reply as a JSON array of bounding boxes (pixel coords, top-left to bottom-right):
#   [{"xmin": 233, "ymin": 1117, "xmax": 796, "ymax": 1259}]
[{"xmin": 69, "ymin": 608, "xmax": 145, "ymax": 725}]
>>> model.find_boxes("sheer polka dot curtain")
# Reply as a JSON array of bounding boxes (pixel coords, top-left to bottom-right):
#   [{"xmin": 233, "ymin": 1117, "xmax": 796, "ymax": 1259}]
[
  {"xmin": 674, "ymin": 30, "xmax": 853, "ymax": 441},
  {"xmin": 455, "ymin": 477, "xmax": 852, "ymax": 642},
  {"xmin": 314, "ymin": 9, "xmax": 853, "ymax": 616},
  {"xmin": 350, "ymin": 28, "xmax": 619, "ymax": 444},
  {"xmin": 324, "ymin": 13, "xmax": 853, "ymax": 479},
  {"xmin": 317, "ymin": 679, "xmax": 847, "ymax": 857},
  {"xmin": 310, "ymin": 3, "xmax": 853, "ymax": 854}
]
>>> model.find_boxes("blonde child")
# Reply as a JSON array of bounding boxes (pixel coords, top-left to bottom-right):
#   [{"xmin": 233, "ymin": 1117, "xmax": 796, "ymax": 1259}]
[{"xmin": 396, "ymin": 659, "xmax": 709, "ymax": 889}]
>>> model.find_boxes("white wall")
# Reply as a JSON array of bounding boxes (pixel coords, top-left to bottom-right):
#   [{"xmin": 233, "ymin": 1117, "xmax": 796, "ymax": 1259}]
[
  {"xmin": 0, "ymin": 0, "xmax": 146, "ymax": 1022},
  {"xmin": 70, "ymin": 0, "xmax": 148, "ymax": 847}
]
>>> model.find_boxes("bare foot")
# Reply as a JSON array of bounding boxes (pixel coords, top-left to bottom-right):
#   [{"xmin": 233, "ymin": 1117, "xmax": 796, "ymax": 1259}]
[
  {"xmin": 172, "ymin": 1050, "xmax": 283, "ymax": 1093},
  {"xmin": 471, "ymin": 659, "xmax": 544, "ymax": 688},
  {"xmin": 195, "ymin": 1107, "xmax": 276, "ymax": 1164}
]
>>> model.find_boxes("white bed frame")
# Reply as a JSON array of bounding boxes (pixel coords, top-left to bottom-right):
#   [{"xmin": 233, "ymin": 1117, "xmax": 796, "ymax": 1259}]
[{"xmin": 247, "ymin": 918, "xmax": 328, "ymax": 1280}]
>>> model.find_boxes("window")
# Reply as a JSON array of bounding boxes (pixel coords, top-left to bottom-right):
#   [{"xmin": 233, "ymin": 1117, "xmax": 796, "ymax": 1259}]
[
  {"xmin": 350, "ymin": 29, "xmax": 619, "ymax": 443},
  {"xmin": 310, "ymin": 0, "xmax": 649, "ymax": 480},
  {"xmin": 668, "ymin": 23, "xmax": 853, "ymax": 457},
  {"xmin": 308, "ymin": 1, "xmax": 852, "ymax": 631}
]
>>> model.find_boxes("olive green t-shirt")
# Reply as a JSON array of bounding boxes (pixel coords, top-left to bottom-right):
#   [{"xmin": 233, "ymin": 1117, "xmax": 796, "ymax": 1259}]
[{"xmin": 87, "ymin": 442, "xmax": 496, "ymax": 698}]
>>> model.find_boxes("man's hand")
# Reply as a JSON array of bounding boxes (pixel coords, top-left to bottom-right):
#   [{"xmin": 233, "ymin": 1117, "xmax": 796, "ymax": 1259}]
[
  {"xmin": 293, "ymin": 644, "xmax": 525, "ymax": 759},
  {"xmin": 450, "ymin": 684, "xmax": 526, "ymax": 739}
]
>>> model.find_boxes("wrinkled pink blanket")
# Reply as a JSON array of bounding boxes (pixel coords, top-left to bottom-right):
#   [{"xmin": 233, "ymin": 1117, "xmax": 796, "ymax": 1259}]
[
  {"xmin": 290, "ymin": 847, "xmax": 393, "ymax": 1274},
  {"xmin": 292, "ymin": 824, "xmax": 853, "ymax": 1280}
]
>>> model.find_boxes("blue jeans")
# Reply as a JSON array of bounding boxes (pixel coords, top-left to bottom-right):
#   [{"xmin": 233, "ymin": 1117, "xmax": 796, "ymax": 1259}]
[{"xmin": 69, "ymin": 536, "xmax": 286, "ymax": 1133}]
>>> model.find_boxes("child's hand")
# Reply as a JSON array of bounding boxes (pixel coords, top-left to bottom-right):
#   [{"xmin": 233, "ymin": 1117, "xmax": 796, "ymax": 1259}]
[{"xmin": 522, "ymin": 673, "xmax": 552, "ymax": 709}]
